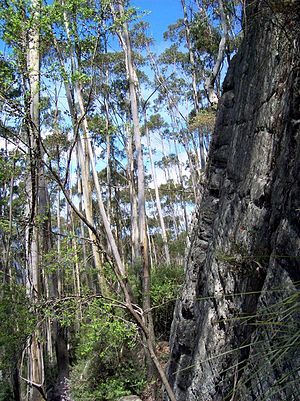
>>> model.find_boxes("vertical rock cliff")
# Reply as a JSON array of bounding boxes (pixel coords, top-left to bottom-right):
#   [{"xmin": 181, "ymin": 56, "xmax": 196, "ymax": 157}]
[{"xmin": 167, "ymin": 1, "xmax": 300, "ymax": 400}]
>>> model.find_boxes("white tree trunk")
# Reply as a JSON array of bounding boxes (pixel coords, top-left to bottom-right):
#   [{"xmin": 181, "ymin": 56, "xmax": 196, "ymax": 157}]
[
  {"xmin": 145, "ymin": 116, "xmax": 171, "ymax": 265},
  {"xmin": 25, "ymin": 1, "xmax": 44, "ymax": 399}
]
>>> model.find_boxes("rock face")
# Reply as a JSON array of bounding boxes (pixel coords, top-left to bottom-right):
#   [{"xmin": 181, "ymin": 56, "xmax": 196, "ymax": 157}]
[
  {"xmin": 167, "ymin": 2, "xmax": 300, "ymax": 401},
  {"xmin": 118, "ymin": 396, "xmax": 142, "ymax": 401}
]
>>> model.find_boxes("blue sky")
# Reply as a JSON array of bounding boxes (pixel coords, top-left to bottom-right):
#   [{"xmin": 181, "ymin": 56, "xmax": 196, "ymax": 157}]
[
  {"xmin": 131, "ymin": 0, "xmax": 182, "ymax": 47},
  {"xmin": 0, "ymin": 1, "xmax": 183, "ymax": 56},
  {"xmin": 127, "ymin": 1, "xmax": 189, "ymax": 176}
]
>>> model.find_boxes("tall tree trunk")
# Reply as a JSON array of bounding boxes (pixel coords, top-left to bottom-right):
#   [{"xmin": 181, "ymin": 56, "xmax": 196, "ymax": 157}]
[
  {"xmin": 56, "ymin": 189, "xmax": 62, "ymax": 297},
  {"xmin": 77, "ymin": 138, "xmax": 105, "ymax": 292},
  {"xmin": 112, "ymin": 0, "xmax": 155, "ymax": 376},
  {"xmin": 53, "ymin": 4, "xmax": 104, "ymax": 293},
  {"xmin": 39, "ymin": 169, "xmax": 56, "ymax": 367},
  {"xmin": 25, "ymin": 1, "xmax": 45, "ymax": 399},
  {"xmin": 167, "ymin": 2, "xmax": 300, "ymax": 400},
  {"xmin": 173, "ymin": 137, "xmax": 189, "ymax": 234},
  {"xmin": 75, "ymin": 81, "xmax": 126, "ymax": 277},
  {"xmin": 125, "ymin": 120, "xmax": 139, "ymax": 264},
  {"xmin": 181, "ymin": 0, "xmax": 206, "ymax": 169},
  {"xmin": 204, "ymin": 0, "xmax": 228, "ymax": 106},
  {"xmin": 147, "ymin": 45, "xmax": 201, "ymax": 201},
  {"xmin": 145, "ymin": 114, "xmax": 171, "ymax": 265},
  {"xmin": 115, "ymin": 1, "xmax": 152, "ymax": 299},
  {"xmin": 160, "ymin": 140, "xmax": 181, "ymax": 240},
  {"xmin": 2, "ymin": 142, "xmax": 18, "ymax": 287},
  {"xmin": 78, "ymin": 192, "xmax": 92, "ymax": 290}
]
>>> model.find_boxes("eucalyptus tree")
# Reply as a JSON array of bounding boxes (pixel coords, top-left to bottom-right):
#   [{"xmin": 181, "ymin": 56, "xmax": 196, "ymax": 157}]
[
  {"xmin": 181, "ymin": 0, "xmax": 207, "ymax": 168},
  {"xmin": 151, "ymin": 45, "xmax": 202, "ymax": 202},
  {"xmin": 0, "ymin": 0, "xmax": 49, "ymax": 398},
  {"xmin": 0, "ymin": 128, "xmax": 29, "ymax": 400},
  {"xmin": 109, "ymin": 2, "xmax": 158, "ymax": 381},
  {"xmin": 46, "ymin": 0, "xmax": 107, "ymax": 292},
  {"xmin": 0, "ymin": 54, "xmax": 23, "ymax": 286},
  {"xmin": 93, "ymin": 47, "xmax": 141, "ymax": 265},
  {"xmin": 42, "ymin": 2, "xmax": 178, "ymax": 398},
  {"xmin": 144, "ymin": 114, "xmax": 171, "ymax": 265},
  {"xmin": 48, "ymin": 0, "xmax": 143, "ymax": 291},
  {"xmin": 16, "ymin": 0, "xmax": 45, "ymax": 399},
  {"xmin": 160, "ymin": 0, "xmax": 241, "ymax": 179}
]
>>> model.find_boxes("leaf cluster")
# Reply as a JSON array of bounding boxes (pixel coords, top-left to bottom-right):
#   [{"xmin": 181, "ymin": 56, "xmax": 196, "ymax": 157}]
[
  {"xmin": 189, "ymin": 109, "xmax": 216, "ymax": 132},
  {"xmin": 69, "ymin": 299, "xmax": 145, "ymax": 401},
  {"xmin": 190, "ymin": 13, "xmax": 221, "ymax": 58},
  {"xmin": 150, "ymin": 264, "xmax": 184, "ymax": 339},
  {"xmin": 0, "ymin": 283, "xmax": 36, "ymax": 371}
]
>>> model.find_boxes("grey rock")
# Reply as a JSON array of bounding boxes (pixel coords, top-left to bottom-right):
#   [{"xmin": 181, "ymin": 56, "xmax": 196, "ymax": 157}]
[
  {"xmin": 167, "ymin": 1, "xmax": 300, "ymax": 401},
  {"xmin": 118, "ymin": 396, "xmax": 142, "ymax": 401}
]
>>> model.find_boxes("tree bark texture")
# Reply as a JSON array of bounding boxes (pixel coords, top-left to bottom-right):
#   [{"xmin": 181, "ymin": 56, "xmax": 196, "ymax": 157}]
[{"xmin": 167, "ymin": 2, "xmax": 300, "ymax": 401}]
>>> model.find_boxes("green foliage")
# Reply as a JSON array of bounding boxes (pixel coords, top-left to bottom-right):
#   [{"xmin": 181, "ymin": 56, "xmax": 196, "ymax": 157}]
[
  {"xmin": 70, "ymin": 299, "xmax": 146, "ymax": 401},
  {"xmin": 0, "ymin": 283, "xmax": 35, "ymax": 360},
  {"xmin": 130, "ymin": 21, "xmax": 153, "ymax": 49},
  {"xmin": 151, "ymin": 264, "xmax": 184, "ymax": 339},
  {"xmin": 42, "ymin": 296, "xmax": 79, "ymax": 328},
  {"xmin": 188, "ymin": 109, "xmax": 216, "ymax": 132},
  {"xmin": 0, "ymin": 218, "xmax": 10, "ymax": 234},
  {"xmin": 0, "ymin": 282, "xmax": 36, "ymax": 399},
  {"xmin": 190, "ymin": 13, "xmax": 221, "ymax": 57},
  {"xmin": 0, "ymin": 0, "xmax": 29, "ymax": 47},
  {"xmin": 71, "ymin": 362, "xmax": 146, "ymax": 401},
  {"xmin": 169, "ymin": 235, "xmax": 187, "ymax": 258},
  {"xmin": 159, "ymin": 44, "xmax": 190, "ymax": 70},
  {"xmin": 76, "ymin": 301, "xmax": 137, "ymax": 358},
  {"xmin": 151, "ymin": 264, "xmax": 184, "ymax": 306},
  {"xmin": 163, "ymin": 19, "xmax": 185, "ymax": 43},
  {"xmin": 43, "ymin": 239, "xmax": 77, "ymax": 274},
  {"xmin": 0, "ymin": 380, "xmax": 13, "ymax": 401},
  {"xmin": 146, "ymin": 113, "xmax": 167, "ymax": 131},
  {"xmin": 0, "ymin": 56, "xmax": 20, "ymax": 99}
]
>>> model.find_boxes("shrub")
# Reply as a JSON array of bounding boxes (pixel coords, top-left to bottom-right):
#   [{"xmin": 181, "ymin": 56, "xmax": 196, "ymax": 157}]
[
  {"xmin": 151, "ymin": 264, "xmax": 184, "ymax": 339},
  {"xmin": 69, "ymin": 299, "xmax": 146, "ymax": 401}
]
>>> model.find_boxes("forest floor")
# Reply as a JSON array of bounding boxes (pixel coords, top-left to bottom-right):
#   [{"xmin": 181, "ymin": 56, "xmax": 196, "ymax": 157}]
[{"xmin": 50, "ymin": 341, "xmax": 170, "ymax": 401}]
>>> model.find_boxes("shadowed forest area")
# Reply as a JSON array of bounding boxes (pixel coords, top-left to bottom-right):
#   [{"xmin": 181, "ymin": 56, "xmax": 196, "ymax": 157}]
[{"xmin": 0, "ymin": 1, "xmax": 299, "ymax": 401}]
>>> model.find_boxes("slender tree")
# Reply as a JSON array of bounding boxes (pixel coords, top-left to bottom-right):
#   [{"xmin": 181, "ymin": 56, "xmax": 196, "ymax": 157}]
[
  {"xmin": 145, "ymin": 114, "xmax": 171, "ymax": 265},
  {"xmin": 110, "ymin": 1, "xmax": 155, "ymax": 355}
]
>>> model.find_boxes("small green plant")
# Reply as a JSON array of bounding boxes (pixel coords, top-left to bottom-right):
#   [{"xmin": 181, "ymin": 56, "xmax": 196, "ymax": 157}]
[
  {"xmin": 151, "ymin": 264, "xmax": 184, "ymax": 339},
  {"xmin": 215, "ymin": 243, "xmax": 268, "ymax": 276},
  {"xmin": 188, "ymin": 109, "xmax": 216, "ymax": 132},
  {"xmin": 0, "ymin": 282, "xmax": 36, "ymax": 399},
  {"xmin": 151, "ymin": 264, "xmax": 184, "ymax": 305},
  {"xmin": 69, "ymin": 299, "xmax": 146, "ymax": 401}
]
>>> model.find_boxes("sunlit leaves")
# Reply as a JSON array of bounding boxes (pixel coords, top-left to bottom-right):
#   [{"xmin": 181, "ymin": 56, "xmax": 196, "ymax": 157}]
[
  {"xmin": 188, "ymin": 108, "xmax": 216, "ymax": 132},
  {"xmin": 190, "ymin": 12, "xmax": 221, "ymax": 57}
]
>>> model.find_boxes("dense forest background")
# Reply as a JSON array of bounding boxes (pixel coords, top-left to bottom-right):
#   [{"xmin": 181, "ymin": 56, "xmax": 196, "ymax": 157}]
[{"xmin": 2, "ymin": 1, "xmax": 297, "ymax": 401}]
